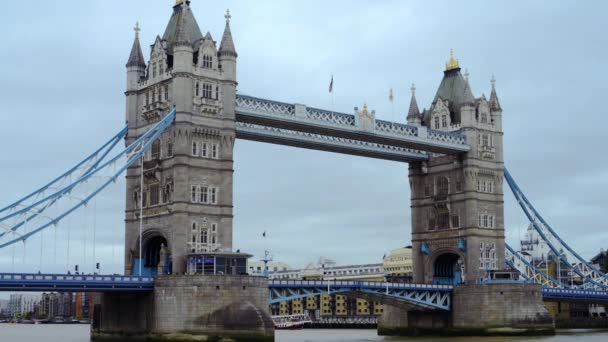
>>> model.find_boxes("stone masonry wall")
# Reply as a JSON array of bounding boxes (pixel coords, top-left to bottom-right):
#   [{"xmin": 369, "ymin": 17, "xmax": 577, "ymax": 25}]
[
  {"xmin": 153, "ymin": 275, "xmax": 274, "ymax": 338},
  {"xmin": 452, "ymin": 283, "xmax": 554, "ymax": 334}
]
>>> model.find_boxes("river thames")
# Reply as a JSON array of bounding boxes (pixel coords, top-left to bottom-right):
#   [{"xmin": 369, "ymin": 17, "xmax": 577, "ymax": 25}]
[{"xmin": 1, "ymin": 325, "xmax": 608, "ymax": 341}]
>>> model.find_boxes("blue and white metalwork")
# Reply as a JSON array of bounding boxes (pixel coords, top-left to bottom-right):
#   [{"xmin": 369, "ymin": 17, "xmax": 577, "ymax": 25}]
[
  {"xmin": 505, "ymin": 243, "xmax": 565, "ymax": 288},
  {"xmin": 0, "ymin": 273, "xmax": 154, "ymax": 292},
  {"xmin": 0, "ymin": 109, "xmax": 176, "ymax": 248},
  {"xmin": 268, "ymin": 280, "xmax": 453, "ymax": 311},
  {"xmin": 235, "ymin": 94, "xmax": 470, "ymax": 157},
  {"xmin": 236, "ymin": 122, "xmax": 428, "ymax": 162},
  {"xmin": 505, "ymin": 168, "xmax": 608, "ymax": 289},
  {"xmin": 543, "ymin": 287, "xmax": 608, "ymax": 303}
]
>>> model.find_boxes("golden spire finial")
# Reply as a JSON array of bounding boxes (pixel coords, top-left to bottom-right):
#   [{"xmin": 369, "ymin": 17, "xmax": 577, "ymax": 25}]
[
  {"xmin": 445, "ymin": 48, "xmax": 460, "ymax": 71},
  {"xmin": 175, "ymin": 0, "xmax": 185, "ymax": 6},
  {"xmin": 362, "ymin": 102, "xmax": 369, "ymax": 113}
]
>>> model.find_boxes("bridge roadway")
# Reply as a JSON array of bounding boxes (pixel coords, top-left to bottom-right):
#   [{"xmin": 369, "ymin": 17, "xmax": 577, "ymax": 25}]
[
  {"xmin": 234, "ymin": 94, "xmax": 470, "ymax": 162},
  {"xmin": 2, "ymin": 273, "xmax": 608, "ymax": 310}
]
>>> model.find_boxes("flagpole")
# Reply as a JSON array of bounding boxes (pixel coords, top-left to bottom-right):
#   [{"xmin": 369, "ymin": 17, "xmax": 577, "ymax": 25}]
[{"xmin": 329, "ymin": 74, "xmax": 334, "ymax": 115}]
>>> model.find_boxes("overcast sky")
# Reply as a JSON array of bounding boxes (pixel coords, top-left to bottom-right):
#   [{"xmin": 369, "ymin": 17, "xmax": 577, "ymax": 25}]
[{"xmin": 0, "ymin": 0, "xmax": 607, "ymax": 291}]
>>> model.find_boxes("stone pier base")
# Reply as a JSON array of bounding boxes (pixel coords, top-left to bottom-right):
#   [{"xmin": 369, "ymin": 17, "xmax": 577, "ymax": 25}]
[
  {"xmin": 92, "ymin": 275, "xmax": 274, "ymax": 341},
  {"xmin": 379, "ymin": 283, "xmax": 555, "ymax": 336}
]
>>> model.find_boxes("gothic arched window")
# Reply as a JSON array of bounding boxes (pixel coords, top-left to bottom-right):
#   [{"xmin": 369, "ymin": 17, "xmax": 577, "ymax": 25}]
[
  {"xmin": 436, "ymin": 177, "xmax": 449, "ymax": 197},
  {"xmin": 436, "ymin": 204, "xmax": 450, "ymax": 230},
  {"xmin": 202, "ymin": 55, "xmax": 212, "ymax": 69},
  {"xmin": 151, "ymin": 140, "xmax": 161, "ymax": 159},
  {"xmin": 434, "ymin": 116, "xmax": 440, "ymax": 129},
  {"xmin": 441, "ymin": 115, "xmax": 447, "ymax": 128},
  {"xmin": 195, "ymin": 82, "xmax": 200, "ymax": 97},
  {"xmin": 481, "ymin": 113, "xmax": 488, "ymax": 124}
]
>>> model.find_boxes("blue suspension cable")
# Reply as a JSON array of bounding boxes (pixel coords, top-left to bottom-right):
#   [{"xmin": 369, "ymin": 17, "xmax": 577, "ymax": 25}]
[
  {"xmin": 0, "ymin": 127, "xmax": 127, "ymax": 235},
  {"xmin": 0, "ymin": 109, "xmax": 175, "ymax": 240},
  {"xmin": 504, "ymin": 168, "xmax": 608, "ymax": 288},
  {"xmin": 0, "ymin": 126, "xmax": 127, "ymax": 215},
  {"xmin": 0, "ymin": 109, "xmax": 176, "ymax": 249}
]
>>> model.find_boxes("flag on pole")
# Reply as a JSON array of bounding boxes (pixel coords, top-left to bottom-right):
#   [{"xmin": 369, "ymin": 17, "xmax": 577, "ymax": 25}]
[
  {"xmin": 389, "ymin": 88, "xmax": 394, "ymax": 103},
  {"xmin": 329, "ymin": 75, "xmax": 334, "ymax": 93}
]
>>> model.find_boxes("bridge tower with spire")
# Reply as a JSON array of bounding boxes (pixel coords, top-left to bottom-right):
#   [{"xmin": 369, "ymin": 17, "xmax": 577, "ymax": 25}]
[
  {"xmin": 406, "ymin": 51, "xmax": 505, "ymax": 285},
  {"xmin": 124, "ymin": 0, "xmax": 238, "ymax": 275}
]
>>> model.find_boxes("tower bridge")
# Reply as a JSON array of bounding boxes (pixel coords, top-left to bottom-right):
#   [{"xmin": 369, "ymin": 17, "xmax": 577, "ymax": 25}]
[{"xmin": 1, "ymin": 1, "xmax": 608, "ymax": 340}]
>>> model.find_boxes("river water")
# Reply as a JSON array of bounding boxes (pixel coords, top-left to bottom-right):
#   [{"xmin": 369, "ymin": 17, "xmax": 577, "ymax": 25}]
[{"xmin": 1, "ymin": 324, "xmax": 608, "ymax": 341}]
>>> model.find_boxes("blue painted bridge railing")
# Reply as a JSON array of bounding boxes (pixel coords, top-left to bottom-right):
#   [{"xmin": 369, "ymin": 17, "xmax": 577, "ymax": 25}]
[
  {"xmin": 0, "ymin": 273, "xmax": 154, "ymax": 292},
  {"xmin": 2, "ymin": 273, "xmax": 608, "ymax": 308},
  {"xmin": 268, "ymin": 280, "xmax": 453, "ymax": 311}
]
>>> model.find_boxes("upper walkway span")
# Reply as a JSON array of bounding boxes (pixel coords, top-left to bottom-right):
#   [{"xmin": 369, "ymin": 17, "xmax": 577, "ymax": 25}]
[{"xmin": 234, "ymin": 94, "xmax": 470, "ymax": 162}]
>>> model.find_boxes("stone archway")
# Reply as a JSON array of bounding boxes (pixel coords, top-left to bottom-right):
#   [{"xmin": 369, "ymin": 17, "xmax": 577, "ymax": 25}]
[
  {"xmin": 135, "ymin": 234, "xmax": 170, "ymax": 276},
  {"xmin": 432, "ymin": 252, "xmax": 463, "ymax": 285}
]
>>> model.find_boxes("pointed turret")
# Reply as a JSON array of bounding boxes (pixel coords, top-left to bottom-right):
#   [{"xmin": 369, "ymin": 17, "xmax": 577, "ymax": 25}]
[
  {"xmin": 462, "ymin": 69, "xmax": 475, "ymax": 106},
  {"xmin": 489, "ymin": 75, "xmax": 502, "ymax": 111},
  {"xmin": 163, "ymin": 1, "xmax": 203, "ymax": 52},
  {"xmin": 407, "ymin": 83, "xmax": 422, "ymax": 126},
  {"xmin": 127, "ymin": 22, "xmax": 146, "ymax": 68},
  {"xmin": 219, "ymin": 10, "xmax": 237, "ymax": 58},
  {"xmin": 425, "ymin": 50, "xmax": 475, "ymax": 125},
  {"xmin": 174, "ymin": 3, "xmax": 193, "ymax": 47}
]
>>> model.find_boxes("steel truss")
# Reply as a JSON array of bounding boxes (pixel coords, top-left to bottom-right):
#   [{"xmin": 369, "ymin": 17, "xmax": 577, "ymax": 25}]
[{"xmin": 268, "ymin": 280, "xmax": 452, "ymax": 311}]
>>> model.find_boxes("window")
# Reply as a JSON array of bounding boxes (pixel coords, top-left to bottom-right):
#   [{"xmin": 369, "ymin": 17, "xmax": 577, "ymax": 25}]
[
  {"xmin": 455, "ymin": 179, "xmax": 462, "ymax": 192},
  {"xmin": 191, "ymin": 186, "xmax": 197, "ymax": 202},
  {"xmin": 199, "ymin": 186, "xmax": 209, "ymax": 203},
  {"xmin": 152, "ymin": 88, "xmax": 157, "ymax": 103},
  {"xmin": 428, "ymin": 209, "xmax": 436, "ymax": 230},
  {"xmin": 487, "ymin": 181, "xmax": 494, "ymax": 193},
  {"xmin": 195, "ymin": 82, "xmax": 200, "ymax": 97},
  {"xmin": 479, "ymin": 242, "xmax": 497, "ymax": 270},
  {"xmin": 201, "ymin": 143, "xmax": 208, "ymax": 157},
  {"xmin": 451, "ymin": 215, "xmax": 460, "ymax": 228},
  {"xmin": 142, "ymin": 189, "xmax": 148, "ymax": 207},
  {"xmin": 481, "ymin": 113, "xmax": 488, "ymax": 124},
  {"xmin": 149, "ymin": 184, "xmax": 160, "ymax": 206},
  {"xmin": 437, "ymin": 205, "xmax": 450, "ymax": 230},
  {"xmin": 441, "ymin": 115, "xmax": 447, "ymax": 128},
  {"xmin": 151, "ymin": 140, "xmax": 161, "ymax": 160},
  {"xmin": 436, "ymin": 177, "xmax": 449, "ymax": 197},
  {"xmin": 212, "ymin": 144, "xmax": 218, "ymax": 159},
  {"xmin": 202, "ymin": 83, "xmax": 212, "ymax": 99},
  {"xmin": 201, "ymin": 229, "xmax": 208, "ymax": 244},
  {"xmin": 481, "ymin": 134, "xmax": 489, "ymax": 147},
  {"xmin": 192, "ymin": 141, "xmax": 198, "ymax": 156},
  {"xmin": 159, "ymin": 63, "xmax": 164, "ymax": 75},
  {"xmin": 434, "ymin": 116, "xmax": 440, "ymax": 129},
  {"xmin": 164, "ymin": 86, "xmax": 169, "ymax": 101},
  {"xmin": 166, "ymin": 140, "xmax": 173, "ymax": 158},
  {"xmin": 152, "ymin": 63, "xmax": 157, "ymax": 78},
  {"xmin": 424, "ymin": 184, "xmax": 431, "ymax": 197},
  {"xmin": 479, "ymin": 214, "xmax": 495, "ymax": 228},
  {"xmin": 211, "ymin": 223, "xmax": 217, "ymax": 232},
  {"xmin": 145, "ymin": 92, "xmax": 149, "ymax": 106},
  {"xmin": 162, "ymin": 183, "xmax": 172, "ymax": 203},
  {"xmin": 202, "ymin": 54, "xmax": 213, "ymax": 68},
  {"xmin": 210, "ymin": 187, "xmax": 218, "ymax": 204},
  {"xmin": 133, "ymin": 190, "xmax": 139, "ymax": 209}
]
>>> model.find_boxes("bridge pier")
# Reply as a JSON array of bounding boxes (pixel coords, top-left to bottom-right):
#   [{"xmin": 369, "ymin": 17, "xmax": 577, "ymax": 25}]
[
  {"xmin": 92, "ymin": 275, "xmax": 274, "ymax": 341},
  {"xmin": 379, "ymin": 283, "xmax": 554, "ymax": 336}
]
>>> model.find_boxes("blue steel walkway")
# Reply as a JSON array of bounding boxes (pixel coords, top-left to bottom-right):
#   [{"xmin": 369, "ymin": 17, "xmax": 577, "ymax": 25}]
[
  {"xmin": 0, "ymin": 273, "xmax": 154, "ymax": 292},
  {"xmin": 2, "ymin": 273, "xmax": 608, "ymax": 308}
]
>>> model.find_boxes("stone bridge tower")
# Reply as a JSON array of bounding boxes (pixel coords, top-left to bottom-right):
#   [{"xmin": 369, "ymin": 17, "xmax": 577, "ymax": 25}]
[
  {"xmin": 407, "ymin": 51, "xmax": 505, "ymax": 285},
  {"xmin": 124, "ymin": 0, "xmax": 237, "ymax": 275}
]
